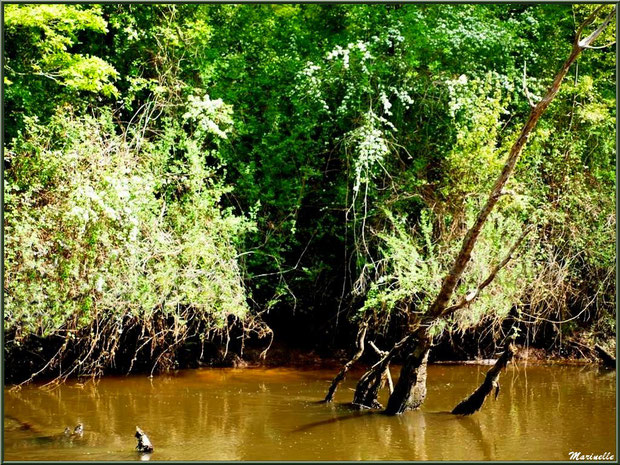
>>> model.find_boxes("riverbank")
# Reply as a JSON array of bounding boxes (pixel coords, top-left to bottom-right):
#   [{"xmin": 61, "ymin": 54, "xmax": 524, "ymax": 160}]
[{"xmin": 5, "ymin": 330, "xmax": 615, "ymax": 387}]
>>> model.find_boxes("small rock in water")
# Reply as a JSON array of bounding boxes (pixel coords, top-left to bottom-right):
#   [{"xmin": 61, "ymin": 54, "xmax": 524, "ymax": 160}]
[{"xmin": 135, "ymin": 426, "xmax": 154, "ymax": 453}]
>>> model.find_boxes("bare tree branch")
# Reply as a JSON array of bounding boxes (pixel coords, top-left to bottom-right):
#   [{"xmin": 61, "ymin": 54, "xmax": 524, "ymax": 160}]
[
  {"xmin": 584, "ymin": 41, "xmax": 616, "ymax": 50},
  {"xmin": 578, "ymin": 7, "xmax": 616, "ymax": 48},
  {"xmin": 574, "ymin": 4, "xmax": 607, "ymax": 43}
]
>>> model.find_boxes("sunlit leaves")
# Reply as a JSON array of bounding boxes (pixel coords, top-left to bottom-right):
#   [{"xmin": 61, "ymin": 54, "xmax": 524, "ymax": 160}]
[
  {"xmin": 5, "ymin": 4, "xmax": 118, "ymax": 95},
  {"xmin": 4, "ymin": 105, "xmax": 252, "ymax": 341}
]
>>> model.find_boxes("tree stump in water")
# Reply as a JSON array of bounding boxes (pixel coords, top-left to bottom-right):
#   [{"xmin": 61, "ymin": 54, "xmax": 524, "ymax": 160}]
[
  {"xmin": 405, "ymin": 349, "xmax": 430, "ymax": 411},
  {"xmin": 135, "ymin": 426, "xmax": 154, "ymax": 453},
  {"xmin": 452, "ymin": 344, "xmax": 516, "ymax": 416},
  {"xmin": 384, "ymin": 341, "xmax": 431, "ymax": 415}
]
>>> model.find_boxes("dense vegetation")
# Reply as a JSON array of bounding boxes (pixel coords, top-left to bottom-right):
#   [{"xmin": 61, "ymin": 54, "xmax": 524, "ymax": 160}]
[{"xmin": 3, "ymin": 4, "xmax": 615, "ymax": 383}]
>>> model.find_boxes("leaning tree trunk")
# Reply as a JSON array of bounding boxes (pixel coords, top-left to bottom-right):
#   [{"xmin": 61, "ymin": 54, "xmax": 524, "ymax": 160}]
[
  {"xmin": 385, "ymin": 338, "xmax": 430, "ymax": 415},
  {"xmin": 452, "ymin": 343, "xmax": 517, "ymax": 415},
  {"xmin": 405, "ymin": 348, "xmax": 430, "ymax": 410},
  {"xmin": 356, "ymin": 222, "xmax": 532, "ymax": 412},
  {"xmin": 352, "ymin": 6, "xmax": 616, "ymax": 415}
]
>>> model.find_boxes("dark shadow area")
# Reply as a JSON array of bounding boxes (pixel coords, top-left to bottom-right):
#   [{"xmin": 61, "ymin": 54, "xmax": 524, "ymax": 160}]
[{"xmin": 292, "ymin": 408, "xmax": 377, "ymax": 433}]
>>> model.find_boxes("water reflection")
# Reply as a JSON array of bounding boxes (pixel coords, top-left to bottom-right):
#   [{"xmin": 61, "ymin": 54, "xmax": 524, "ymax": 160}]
[{"xmin": 4, "ymin": 365, "xmax": 616, "ymax": 461}]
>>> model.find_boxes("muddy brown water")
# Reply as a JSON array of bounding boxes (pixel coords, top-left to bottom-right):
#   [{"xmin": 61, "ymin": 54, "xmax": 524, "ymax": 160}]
[{"xmin": 3, "ymin": 364, "xmax": 616, "ymax": 461}]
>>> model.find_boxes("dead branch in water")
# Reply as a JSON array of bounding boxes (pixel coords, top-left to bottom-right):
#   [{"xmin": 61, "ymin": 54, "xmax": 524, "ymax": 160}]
[
  {"xmin": 135, "ymin": 426, "xmax": 154, "ymax": 453},
  {"xmin": 451, "ymin": 343, "xmax": 517, "ymax": 415},
  {"xmin": 324, "ymin": 322, "xmax": 368, "ymax": 402}
]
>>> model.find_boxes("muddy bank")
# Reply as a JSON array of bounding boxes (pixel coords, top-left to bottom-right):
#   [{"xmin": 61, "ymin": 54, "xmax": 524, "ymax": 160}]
[{"xmin": 5, "ymin": 330, "xmax": 614, "ymax": 387}]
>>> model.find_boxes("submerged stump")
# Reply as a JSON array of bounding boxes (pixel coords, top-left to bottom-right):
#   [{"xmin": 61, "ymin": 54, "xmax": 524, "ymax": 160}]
[
  {"xmin": 452, "ymin": 343, "xmax": 516, "ymax": 416},
  {"xmin": 135, "ymin": 426, "xmax": 154, "ymax": 453}
]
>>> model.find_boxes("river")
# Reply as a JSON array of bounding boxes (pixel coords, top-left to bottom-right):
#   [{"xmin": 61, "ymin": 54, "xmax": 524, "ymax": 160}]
[{"xmin": 3, "ymin": 364, "xmax": 616, "ymax": 461}]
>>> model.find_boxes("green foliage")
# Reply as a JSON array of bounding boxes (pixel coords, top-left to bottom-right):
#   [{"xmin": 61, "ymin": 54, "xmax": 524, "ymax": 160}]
[
  {"xmin": 361, "ymin": 204, "xmax": 537, "ymax": 336},
  {"xmin": 4, "ymin": 103, "xmax": 252, "ymax": 344},
  {"xmin": 4, "ymin": 5, "xmax": 118, "ymax": 139}
]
